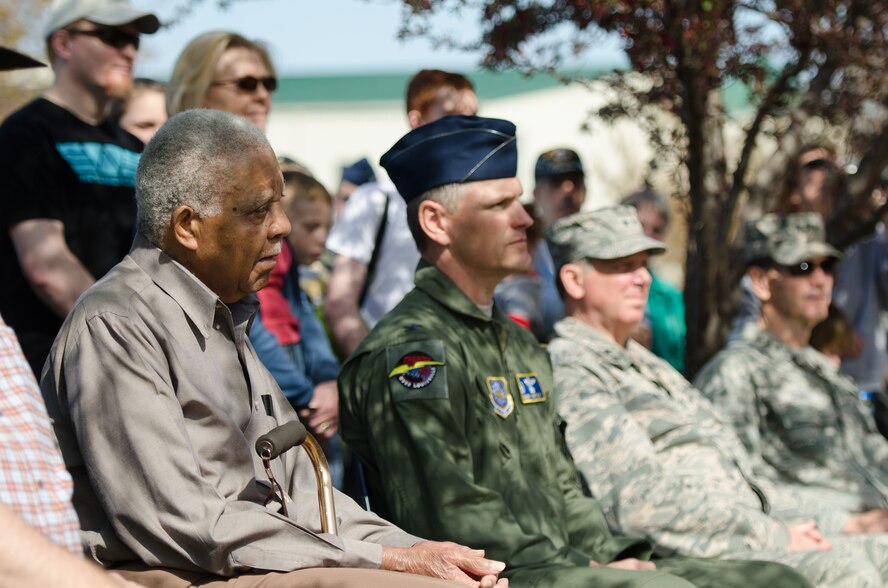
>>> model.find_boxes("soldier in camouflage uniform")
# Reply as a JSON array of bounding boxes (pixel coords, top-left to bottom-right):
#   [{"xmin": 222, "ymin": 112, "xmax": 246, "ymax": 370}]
[
  {"xmin": 547, "ymin": 207, "xmax": 888, "ymax": 587},
  {"xmin": 339, "ymin": 117, "xmax": 813, "ymax": 588},
  {"xmin": 696, "ymin": 213, "xmax": 888, "ymax": 514}
]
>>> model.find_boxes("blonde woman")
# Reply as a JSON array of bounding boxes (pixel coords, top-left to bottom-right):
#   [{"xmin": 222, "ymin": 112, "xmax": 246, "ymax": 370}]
[{"xmin": 167, "ymin": 31, "xmax": 276, "ymax": 131}]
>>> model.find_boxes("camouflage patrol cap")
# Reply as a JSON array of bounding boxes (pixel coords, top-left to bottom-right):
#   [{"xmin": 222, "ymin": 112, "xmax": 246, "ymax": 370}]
[
  {"xmin": 745, "ymin": 212, "xmax": 841, "ymax": 266},
  {"xmin": 546, "ymin": 205, "xmax": 665, "ymax": 269}
]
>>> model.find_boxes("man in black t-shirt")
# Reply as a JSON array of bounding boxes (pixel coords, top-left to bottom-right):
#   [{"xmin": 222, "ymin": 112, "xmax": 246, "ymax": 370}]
[{"xmin": 0, "ymin": 0, "xmax": 159, "ymax": 374}]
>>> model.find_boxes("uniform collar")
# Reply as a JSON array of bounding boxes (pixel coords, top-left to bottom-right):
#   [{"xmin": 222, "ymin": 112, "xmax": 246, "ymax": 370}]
[
  {"xmin": 128, "ymin": 234, "xmax": 258, "ymax": 340},
  {"xmin": 553, "ymin": 317, "xmax": 634, "ymax": 369},
  {"xmin": 744, "ymin": 322, "xmax": 848, "ymax": 383},
  {"xmin": 414, "ymin": 261, "xmax": 498, "ymax": 322}
]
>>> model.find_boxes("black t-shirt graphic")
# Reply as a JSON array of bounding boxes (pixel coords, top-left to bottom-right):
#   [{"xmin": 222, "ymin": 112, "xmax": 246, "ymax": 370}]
[{"xmin": 0, "ymin": 98, "xmax": 143, "ymax": 374}]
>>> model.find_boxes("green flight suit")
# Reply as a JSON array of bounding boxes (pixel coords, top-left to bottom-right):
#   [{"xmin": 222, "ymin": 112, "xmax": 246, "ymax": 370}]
[{"xmin": 339, "ymin": 264, "xmax": 810, "ymax": 588}]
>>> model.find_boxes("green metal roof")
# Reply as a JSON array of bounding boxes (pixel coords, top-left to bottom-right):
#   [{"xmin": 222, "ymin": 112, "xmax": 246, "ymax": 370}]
[
  {"xmin": 273, "ymin": 68, "xmax": 613, "ymax": 104},
  {"xmin": 272, "ymin": 68, "xmax": 754, "ymax": 117}
]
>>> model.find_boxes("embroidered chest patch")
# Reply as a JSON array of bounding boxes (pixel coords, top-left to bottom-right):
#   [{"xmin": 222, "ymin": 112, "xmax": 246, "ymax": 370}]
[
  {"xmin": 487, "ymin": 377, "xmax": 515, "ymax": 418},
  {"xmin": 516, "ymin": 372, "xmax": 546, "ymax": 404},
  {"xmin": 389, "ymin": 352, "xmax": 444, "ymax": 389}
]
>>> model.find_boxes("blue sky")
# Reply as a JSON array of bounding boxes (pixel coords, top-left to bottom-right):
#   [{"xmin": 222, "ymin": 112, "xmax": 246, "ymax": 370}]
[
  {"xmin": 133, "ymin": 0, "xmax": 485, "ymax": 79},
  {"xmin": 130, "ymin": 0, "xmax": 626, "ymax": 79}
]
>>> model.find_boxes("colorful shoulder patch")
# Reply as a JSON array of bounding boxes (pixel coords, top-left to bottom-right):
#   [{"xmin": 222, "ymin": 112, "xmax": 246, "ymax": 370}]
[
  {"xmin": 385, "ymin": 340, "xmax": 448, "ymax": 402},
  {"xmin": 516, "ymin": 372, "xmax": 546, "ymax": 404},
  {"xmin": 487, "ymin": 377, "xmax": 514, "ymax": 418}
]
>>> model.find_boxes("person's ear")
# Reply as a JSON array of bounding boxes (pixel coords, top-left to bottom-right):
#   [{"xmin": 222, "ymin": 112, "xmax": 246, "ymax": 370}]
[
  {"xmin": 406, "ymin": 109, "xmax": 424, "ymax": 129},
  {"xmin": 559, "ymin": 262, "xmax": 586, "ymax": 301},
  {"xmin": 747, "ymin": 266, "xmax": 773, "ymax": 303},
  {"xmin": 572, "ymin": 182, "xmax": 587, "ymax": 210},
  {"xmin": 169, "ymin": 205, "xmax": 201, "ymax": 252},
  {"xmin": 49, "ymin": 29, "xmax": 73, "ymax": 61},
  {"xmin": 418, "ymin": 199, "xmax": 452, "ymax": 248}
]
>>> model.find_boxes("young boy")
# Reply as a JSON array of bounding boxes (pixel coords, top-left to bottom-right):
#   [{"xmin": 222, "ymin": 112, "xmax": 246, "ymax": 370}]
[{"xmin": 250, "ymin": 170, "xmax": 343, "ymax": 485}]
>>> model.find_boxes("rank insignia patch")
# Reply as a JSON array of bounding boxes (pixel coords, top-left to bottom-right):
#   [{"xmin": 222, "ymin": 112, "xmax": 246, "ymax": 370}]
[
  {"xmin": 516, "ymin": 373, "xmax": 546, "ymax": 404},
  {"xmin": 389, "ymin": 352, "xmax": 444, "ymax": 389},
  {"xmin": 487, "ymin": 377, "xmax": 514, "ymax": 418}
]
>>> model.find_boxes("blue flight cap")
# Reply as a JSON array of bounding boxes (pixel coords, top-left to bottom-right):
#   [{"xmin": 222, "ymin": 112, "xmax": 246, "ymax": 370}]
[
  {"xmin": 380, "ymin": 115, "xmax": 518, "ymax": 203},
  {"xmin": 341, "ymin": 157, "xmax": 376, "ymax": 186}
]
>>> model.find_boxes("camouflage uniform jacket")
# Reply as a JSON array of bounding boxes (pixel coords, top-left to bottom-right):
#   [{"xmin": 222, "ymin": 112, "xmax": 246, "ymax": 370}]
[
  {"xmin": 549, "ymin": 317, "xmax": 849, "ymax": 558},
  {"xmin": 695, "ymin": 322, "xmax": 888, "ymax": 512},
  {"xmin": 339, "ymin": 264, "xmax": 651, "ymax": 579}
]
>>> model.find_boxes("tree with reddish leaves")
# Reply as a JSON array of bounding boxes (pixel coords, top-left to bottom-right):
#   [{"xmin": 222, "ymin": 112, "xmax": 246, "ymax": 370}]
[{"xmin": 400, "ymin": 0, "xmax": 888, "ymax": 375}]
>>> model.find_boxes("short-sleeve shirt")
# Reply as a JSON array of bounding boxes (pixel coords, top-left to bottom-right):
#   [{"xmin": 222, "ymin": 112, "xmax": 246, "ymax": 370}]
[
  {"xmin": 326, "ymin": 182, "xmax": 420, "ymax": 328},
  {"xmin": 0, "ymin": 98, "xmax": 142, "ymax": 373}
]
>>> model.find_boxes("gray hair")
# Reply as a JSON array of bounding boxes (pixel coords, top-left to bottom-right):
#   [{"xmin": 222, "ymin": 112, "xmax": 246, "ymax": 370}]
[
  {"xmin": 406, "ymin": 182, "xmax": 463, "ymax": 253},
  {"xmin": 136, "ymin": 109, "xmax": 273, "ymax": 245}
]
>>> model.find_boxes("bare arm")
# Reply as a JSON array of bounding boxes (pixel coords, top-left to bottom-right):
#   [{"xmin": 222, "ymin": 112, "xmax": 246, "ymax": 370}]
[
  {"xmin": 0, "ymin": 504, "xmax": 140, "ymax": 588},
  {"xmin": 10, "ymin": 219, "xmax": 94, "ymax": 318},
  {"xmin": 325, "ymin": 255, "xmax": 370, "ymax": 357}
]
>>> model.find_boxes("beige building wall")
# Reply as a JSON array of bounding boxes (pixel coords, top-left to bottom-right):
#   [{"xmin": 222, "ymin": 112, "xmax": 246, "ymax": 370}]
[
  {"xmin": 265, "ymin": 80, "xmax": 687, "ymax": 284},
  {"xmin": 264, "ymin": 81, "xmax": 655, "ymax": 208}
]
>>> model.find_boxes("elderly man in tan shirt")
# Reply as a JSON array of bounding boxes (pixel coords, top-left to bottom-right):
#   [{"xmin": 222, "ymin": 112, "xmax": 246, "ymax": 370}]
[{"xmin": 39, "ymin": 109, "xmax": 507, "ymax": 588}]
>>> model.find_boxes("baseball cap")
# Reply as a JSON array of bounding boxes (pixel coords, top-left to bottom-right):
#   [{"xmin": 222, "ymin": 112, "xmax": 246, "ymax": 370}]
[
  {"xmin": 44, "ymin": 0, "xmax": 160, "ymax": 37},
  {"xmin": 534, "ymin": 148, "xmax": 583, "ymax": 180},
  {"xmin": 546, "ymin": 205, "xmax": 665, "ymax": 270},
  {"xmin": 745, "ymin": 212, "xmax": 841, "ymax": 266}
]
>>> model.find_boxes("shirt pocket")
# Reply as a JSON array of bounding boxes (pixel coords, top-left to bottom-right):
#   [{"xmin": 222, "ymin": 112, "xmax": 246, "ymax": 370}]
[{"xmin": 621, "ymin": 383, "xmax": 695, "ymax": 443}]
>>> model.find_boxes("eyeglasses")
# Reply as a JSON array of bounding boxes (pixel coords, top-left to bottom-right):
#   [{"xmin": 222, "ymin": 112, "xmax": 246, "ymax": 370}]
[
  {"xmin": 801, "ymin": 158, "xmax": 833, "ymax": 171},
  {"xmin": 211, "ymin": 76, "xmax": 278, "ymax": 93},
  {"xmin": 66, "ymin": 27, "xmax": 140, "ymax": 50},
  {"xmin": 778, "ymin": 257, "xmax": 839, "ymax": 277}
]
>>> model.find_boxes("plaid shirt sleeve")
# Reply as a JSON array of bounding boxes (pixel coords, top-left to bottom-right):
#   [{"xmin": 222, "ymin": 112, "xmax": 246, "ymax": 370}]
[{"xmin": 0, "ymin": 319, "xmax": 82, "ymax": 555}]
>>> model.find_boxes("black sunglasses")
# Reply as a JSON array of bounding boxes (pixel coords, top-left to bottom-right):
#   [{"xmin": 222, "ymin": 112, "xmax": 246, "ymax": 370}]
[
  {"xmin": 66, "ymin": 27, "xmax": 140, "ymax": 50},
  {"xmin": 801, "ymin": 158, "xmax": 836, "ymax": 172},
  {"xmin": 211, "ymin": 76, "xmax": 278, "ymax": 93},
  {"xmin": 778, "ymin": 257, "xmax": 839, "ymax": 277}
]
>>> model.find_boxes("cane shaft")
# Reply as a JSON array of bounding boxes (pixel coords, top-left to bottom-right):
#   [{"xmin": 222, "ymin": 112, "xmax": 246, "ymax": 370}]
[{"xmin": 302, "ymin": 435, "xmax": 338, "ymax": 535}]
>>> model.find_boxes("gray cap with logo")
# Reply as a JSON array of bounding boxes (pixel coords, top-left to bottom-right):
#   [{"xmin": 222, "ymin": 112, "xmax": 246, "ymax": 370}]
[
  {"xmin": 745, "ymin": 212, "xmax": 841, "ymax": 266},
  {"xmin": 44, "ymin": 0, "xmax": 160, "ymax": 37},
  {"xmin": 546, "ymin": 205, "xmax": 666, "ymax": 269}
]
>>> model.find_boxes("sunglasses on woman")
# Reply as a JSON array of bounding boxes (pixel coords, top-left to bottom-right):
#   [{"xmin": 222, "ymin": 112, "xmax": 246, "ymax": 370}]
[
  {"xmin": 66, "ymin": 27, "xmax": 140, "ymax": 50},
  {"xmin": 778, "ymin": 257, "xmax": 839, "ymax": 277},
  {"xmin": 211, "ymin": 76, "xmax": 278, "ymax": 93}
]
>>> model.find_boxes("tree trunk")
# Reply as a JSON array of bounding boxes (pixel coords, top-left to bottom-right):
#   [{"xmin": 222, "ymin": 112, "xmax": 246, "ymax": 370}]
[{"xmin": 682, "ymin": 84, "xmax": 734, "ymax": 377}]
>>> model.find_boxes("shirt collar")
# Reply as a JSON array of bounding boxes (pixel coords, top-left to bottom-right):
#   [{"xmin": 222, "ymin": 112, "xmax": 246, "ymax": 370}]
[
  {"xmin": 413, "ymin": 261, "xmax": 497, "ymax": 322},
  {"xmin": 553, "ymin": 316, "xmax": 633, "ymax": 369},
  {"xmin": 128, "ymin": 234, "xmax": 259, "ymax": 339},
  {"xmin": 744, "ymin": 321, "xmax": 843, "ymax": 376}
]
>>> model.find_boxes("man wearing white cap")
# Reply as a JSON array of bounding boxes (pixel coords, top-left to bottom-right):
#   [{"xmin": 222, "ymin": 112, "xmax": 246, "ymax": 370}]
[{"xmin": 0, "ymin": 0, "xmax": 159, "ymax": 375}]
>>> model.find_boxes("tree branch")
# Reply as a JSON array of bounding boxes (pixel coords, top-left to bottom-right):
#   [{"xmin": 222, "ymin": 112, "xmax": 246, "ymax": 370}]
[{"xmin": 721, "ymin": 51, "xmax": 810, "ymax": 244}]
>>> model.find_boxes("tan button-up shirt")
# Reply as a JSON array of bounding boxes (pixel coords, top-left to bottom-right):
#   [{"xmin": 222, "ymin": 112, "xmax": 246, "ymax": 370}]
[{"xmin": 40, "ymin": 236, "xmax": 418, "ymax": 575}]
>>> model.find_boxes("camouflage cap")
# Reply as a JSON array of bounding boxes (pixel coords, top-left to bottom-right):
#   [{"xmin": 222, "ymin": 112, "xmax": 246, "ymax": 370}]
[
  {"xmin": 546, "ymin": 205, "xmax": 666, "ymax": 269},
  {"xmin": 745, "ymin": 212, "xmax": 841, "ymax": 266}
]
